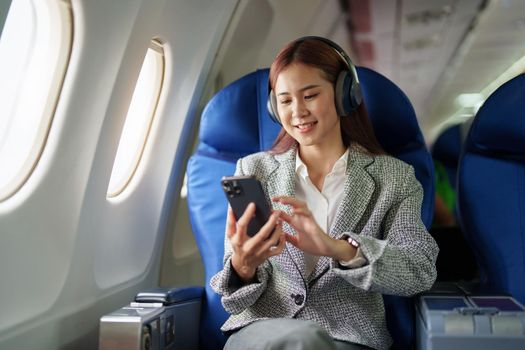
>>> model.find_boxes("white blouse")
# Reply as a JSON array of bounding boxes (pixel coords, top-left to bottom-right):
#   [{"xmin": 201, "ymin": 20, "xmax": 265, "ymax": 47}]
[{"xmin": 294, "ymin": 149, "xmax": 366, "ymax": 277}]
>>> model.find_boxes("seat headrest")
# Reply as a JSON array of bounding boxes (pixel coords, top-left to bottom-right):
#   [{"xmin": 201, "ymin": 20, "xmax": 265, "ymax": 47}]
[
  {"xmin": 199, "ymin": 69, "xmax": 281, "ymax": 156},
  {"xmin": 466, "ymin": 73, "xmax": 525, "ymax": 161},
  {"xmin": 432, "ymin": 124, "xmax": 462, "ymax": 166},
  {"xmin": 199, "ymin": 67, "xmax": 427, "ymax": 158},
  {"xmin": 357, "ymin": 67, "xmax": 426, "ymax": 154}
]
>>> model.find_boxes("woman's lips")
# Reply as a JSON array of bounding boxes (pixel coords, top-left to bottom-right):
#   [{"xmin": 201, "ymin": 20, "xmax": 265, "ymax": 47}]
[{"xmin": 295, "ymin": 121, "xmax": 317, "ymax": 133}]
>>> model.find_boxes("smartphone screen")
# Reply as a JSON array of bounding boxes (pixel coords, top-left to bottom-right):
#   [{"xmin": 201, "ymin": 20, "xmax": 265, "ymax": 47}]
[{"xmin": 221, "ymin": 175, "xmax": 272, "ymax": 237}]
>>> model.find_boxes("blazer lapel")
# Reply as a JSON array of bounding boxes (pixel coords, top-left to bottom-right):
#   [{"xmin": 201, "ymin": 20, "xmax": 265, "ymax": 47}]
[
  {"xmin": 267, "ymin": 146, "xmax": 309, "ymax": 282},
  {"xmin": 331, "ymin": 145, "xmax": 376, "ymax": 238},
  {"xmin": 266, "ymin": 146, "xmax": 296, "ymax": 202},
  {"xmin": 309, "ymin": 145, "xmax": 375, "ymax": 283}
]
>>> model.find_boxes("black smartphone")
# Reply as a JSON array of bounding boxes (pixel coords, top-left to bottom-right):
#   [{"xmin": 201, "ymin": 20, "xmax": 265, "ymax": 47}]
[{"xmin": 221, "ymin": 175, "xmax": 273, "ymax": 237}]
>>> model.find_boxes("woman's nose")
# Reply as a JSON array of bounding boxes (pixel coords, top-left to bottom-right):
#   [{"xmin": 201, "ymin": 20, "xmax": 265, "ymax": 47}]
[{"xmin": 292, "ymin": 101, "xmax": 308, "ymax": 118}]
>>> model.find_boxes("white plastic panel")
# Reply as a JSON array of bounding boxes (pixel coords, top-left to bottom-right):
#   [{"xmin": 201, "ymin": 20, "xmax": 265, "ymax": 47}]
[
  {"xmin": 0, "ymin": 0, "xmax": 237, "ymax": 348},
  {"xmin": 0, "ymin": 0, "xmax": 73, "ymax": 201},
  {"xmin": 93, "ymin": 0, "xmax": 237, "ymax": 290}
]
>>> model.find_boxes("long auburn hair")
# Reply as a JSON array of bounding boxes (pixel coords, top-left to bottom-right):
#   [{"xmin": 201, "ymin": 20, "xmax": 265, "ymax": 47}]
[{"xmin": 269, "ymin": 38, "xmax": 385, "ymax": 155}]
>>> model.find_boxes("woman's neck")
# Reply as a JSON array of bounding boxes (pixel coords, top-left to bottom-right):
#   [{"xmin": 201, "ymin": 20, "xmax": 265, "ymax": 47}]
[{"xmin": 298, "ymin": 141, "xmax": 347, "ymax": 190}]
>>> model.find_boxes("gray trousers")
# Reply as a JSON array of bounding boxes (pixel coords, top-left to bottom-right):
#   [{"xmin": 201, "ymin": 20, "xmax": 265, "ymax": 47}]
[{"xmin": 224, "ymin": 318, "xmax": 373, "ymax": 350}]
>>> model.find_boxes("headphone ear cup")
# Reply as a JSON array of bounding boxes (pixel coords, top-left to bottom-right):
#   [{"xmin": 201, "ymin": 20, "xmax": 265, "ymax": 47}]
[
  {"xmin": 267, "ymin": 90, "xmax": 281, "ymax": 125},
  {"xmin": 335, "ymin": 70, "xmax": 351, "ymax": 116},
  {"xmin": 350, "ymin": 78, "xmax": 363, "ymax": 110},
  {"xmin": 335, "ymin": 70, "xmax": 362, "ymax": 116}
]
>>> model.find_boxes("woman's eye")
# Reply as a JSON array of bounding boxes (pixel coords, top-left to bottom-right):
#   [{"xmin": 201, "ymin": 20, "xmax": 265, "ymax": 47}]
[
  {"xmin": 305, "ymin": 93, "xmax": 318, "ymax": 100},
  {"xmin": 279, "ymin": 99, "xmax": 291, "ymax": 105}
]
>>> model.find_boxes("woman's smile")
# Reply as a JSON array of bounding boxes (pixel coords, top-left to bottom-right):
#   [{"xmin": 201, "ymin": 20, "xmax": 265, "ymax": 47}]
[{"xmin": 295, "ymin": 121, "xmax": 318, "ymax": 133}]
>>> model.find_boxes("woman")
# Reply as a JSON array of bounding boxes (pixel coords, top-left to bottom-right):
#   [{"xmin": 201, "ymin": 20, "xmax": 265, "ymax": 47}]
[{"xmin": 211, "ymin": 37, "xmax": 438, "ymax": 350}]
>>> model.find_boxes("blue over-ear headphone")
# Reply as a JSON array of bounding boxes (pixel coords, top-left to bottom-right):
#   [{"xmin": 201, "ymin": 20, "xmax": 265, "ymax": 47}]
[{"xmin": 267, "ymin": 36, "xmax": 363, "ymax": 125}]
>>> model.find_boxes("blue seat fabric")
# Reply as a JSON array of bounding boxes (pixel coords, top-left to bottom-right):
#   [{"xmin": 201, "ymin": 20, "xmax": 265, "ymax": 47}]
[
  {"xmin": 432, "ymin": 124, "xmax": 462, "ymax": 191},
  {"xmin": 187, "ymin": 68, "xmax": 434, "ymax": 349},
  {"xmin": 457, "ymin": 73, "xmax": 525, "ymax": 304}
]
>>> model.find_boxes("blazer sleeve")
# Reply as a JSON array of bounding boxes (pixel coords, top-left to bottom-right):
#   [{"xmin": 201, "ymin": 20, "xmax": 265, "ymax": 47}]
[
  {"xmin": 209, "ymin": 157, "xmax": 272, "ymax": 315},
  {"xmin": 331, "ymin": 166, "xmax": 439, "ymax": 296}
]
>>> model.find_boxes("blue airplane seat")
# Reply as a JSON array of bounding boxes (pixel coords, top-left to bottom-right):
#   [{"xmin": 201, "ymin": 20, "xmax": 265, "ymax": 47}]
[
  {"xmin": 432, "ymin": 124, "xmax": 462, "ymax": 191},
  {"xmin": 358, "ymin": 67, "xmax": 434, "ymax": 228},
  {"xmin": 358, "ymin": 67, "xmax": 434, "ymax": 350},
  {"xmin": 428, "ymin": 122, "xmax": 480, "ymax": 283},
  {"xmin": 187, "ymin": 69, "xmax": 280, "ymax": 350},
  {"xmin": 186, "ymin": 67, "xmax": 434, "ymax": 349},
  {"xmin": 457, "ymin": 73, "xmax": 525, "ymax": 304}
]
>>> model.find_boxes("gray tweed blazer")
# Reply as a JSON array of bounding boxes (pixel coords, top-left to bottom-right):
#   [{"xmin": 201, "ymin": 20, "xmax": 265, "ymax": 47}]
[{"xmin": 210, "ymin": 144, "xmax": 439, "ymax": 350}]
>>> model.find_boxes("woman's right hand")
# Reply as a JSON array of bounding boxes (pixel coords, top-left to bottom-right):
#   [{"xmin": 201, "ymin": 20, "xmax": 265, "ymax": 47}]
[{"xmin": 227, "ymin": 203, "xmax": 286, "ymax": 282}]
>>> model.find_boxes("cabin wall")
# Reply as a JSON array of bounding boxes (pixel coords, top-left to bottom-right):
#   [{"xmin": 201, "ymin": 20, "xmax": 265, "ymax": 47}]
[{"xmin": 0, "ymin": 0, "xmax": 237, "ymax": 348}]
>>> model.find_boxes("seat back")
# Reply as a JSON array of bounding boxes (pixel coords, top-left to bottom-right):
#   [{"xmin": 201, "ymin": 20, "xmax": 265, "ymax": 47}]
[
  {"xmin": 358, "ymin": 67, "xmax": 434, "ymax": 228},
  {"xmin": 432, "ymin": 124, "xmax": 463, "ymax": 191},
  {"xmin": 187, "ymin": 68, "xmax": 434, "ymax": 349},
  {"xmin": 358, "ymin": 67, "xmax": 434, "ymax": 350},
  {"xmin": 187, "ymin": 70, "xmax": 279, "ymax": 349},
  {"xmin": 457, "ymin": 73, "xmax": 525, "ymax": 304}
]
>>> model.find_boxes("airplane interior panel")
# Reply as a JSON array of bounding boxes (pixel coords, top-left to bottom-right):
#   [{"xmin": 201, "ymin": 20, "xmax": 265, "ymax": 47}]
[{"xmin": 0, "ymin": 0, "xmax": 524, "ymax": 349}]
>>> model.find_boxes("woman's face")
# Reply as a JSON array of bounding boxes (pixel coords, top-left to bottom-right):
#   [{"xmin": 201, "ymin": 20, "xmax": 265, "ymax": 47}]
[{"xmin": 274, "ymin": 63, "xmax": 341, "ymax": 149}]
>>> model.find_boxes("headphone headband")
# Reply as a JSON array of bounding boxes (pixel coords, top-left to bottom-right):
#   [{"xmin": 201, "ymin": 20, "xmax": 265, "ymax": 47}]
[{"xmin": 294, "ymin": 36, "xmax": 360, "ymax": 84}]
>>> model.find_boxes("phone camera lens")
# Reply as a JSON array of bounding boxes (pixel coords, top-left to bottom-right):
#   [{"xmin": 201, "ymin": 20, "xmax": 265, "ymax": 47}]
[
  {"xmin": 231, "ymin": 181, "xmax": 242, "ymax": 195},
  {"xmin": 222, "ymin": 182, "xmax": 236, "ymax": 196},
  {"xmin": 234, "ymin": 186, "xmax": 242, "ymax": 195}
]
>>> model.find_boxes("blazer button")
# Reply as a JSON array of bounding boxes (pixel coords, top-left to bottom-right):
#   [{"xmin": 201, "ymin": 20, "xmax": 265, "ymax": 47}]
[{"xmin": 293, "ymin": 294, "xmax": 304, "ymax": 306}]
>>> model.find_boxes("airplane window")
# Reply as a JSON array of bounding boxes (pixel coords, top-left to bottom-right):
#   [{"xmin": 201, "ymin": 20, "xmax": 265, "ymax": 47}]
[
  {"xmin": 0, "ymin": 0, "xmax": 72, "ymax": 202},
  {"xmin": 107, "ymin": 39, "xmax": 165, "ymax": 198}
]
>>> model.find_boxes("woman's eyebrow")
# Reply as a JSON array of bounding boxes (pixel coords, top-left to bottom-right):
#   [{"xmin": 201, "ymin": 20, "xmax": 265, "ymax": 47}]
[{"xmin": 277, "ymin": 84, "xmax": 320, "ymax": 96}]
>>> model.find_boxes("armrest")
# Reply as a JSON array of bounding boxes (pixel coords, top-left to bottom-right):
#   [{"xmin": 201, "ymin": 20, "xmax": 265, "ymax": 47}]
[
  {"xmin": 416, "ymin": 282, "xmax": 525, "ymax": 350},
  {"xmin": 100, "ymin": 286, "xmax": 205, "ymax": 350},
  {"xmin": 135, "ymin": 286, "xmax": 204, "ymax": 305}
]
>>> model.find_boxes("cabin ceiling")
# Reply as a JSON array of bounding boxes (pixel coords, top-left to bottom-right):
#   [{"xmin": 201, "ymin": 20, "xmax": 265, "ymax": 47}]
[
  {"xmin": 346, "ymin": 0, "xmax": 525, "ymax": 143},
  {"xmin": 244, "ymin": 0, "xmax": 525, "ymax": 144}
]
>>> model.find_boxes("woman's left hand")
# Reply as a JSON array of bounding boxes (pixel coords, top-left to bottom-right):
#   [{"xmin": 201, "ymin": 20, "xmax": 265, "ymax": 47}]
[{"xmin": 272, "ymin": 196, "xmax": 338, "ymax": 257}]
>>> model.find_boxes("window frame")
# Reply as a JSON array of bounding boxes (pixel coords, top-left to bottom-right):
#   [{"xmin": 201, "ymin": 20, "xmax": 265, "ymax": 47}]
[
  {"xmin": 0, "ymin": 0, "xmax": 74, "ymax": 202},
  {"xmin": 106, "ymin": 39, "xmax": 166, "ymax": 198}
]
